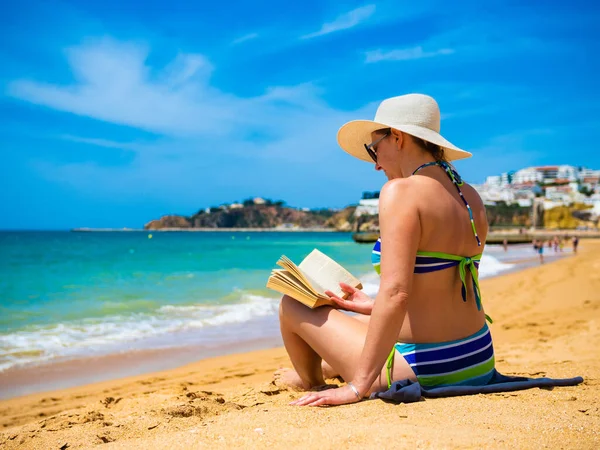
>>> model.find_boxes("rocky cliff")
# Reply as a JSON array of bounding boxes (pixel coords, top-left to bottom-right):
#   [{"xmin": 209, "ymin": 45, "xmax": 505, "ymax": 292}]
[
  {"xmin": 485, "ymin": 202, "xmax": 532, "ymax": 228},
  {"xmin": 145, "ymin": 215, "xmax": 192, "ymax": 229},
  {"xmin": 484, "ymin": 202, "xmax": 598, "ymax": 230},
  {"xmin": 145, "ymin": 203, "xmax": 357, "ymax": 230},
  {"xmin": 544, "ymin": 203, "xmax": 597, "ymax": 229},
  {"xmin": 145, "ymin": 201, "xmax": 597, "ymax": 232}
]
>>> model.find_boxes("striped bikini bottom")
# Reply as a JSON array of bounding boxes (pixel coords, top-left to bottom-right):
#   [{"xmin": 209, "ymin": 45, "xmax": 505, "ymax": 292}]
[{"xmin": 386, "ymin": 324, "xmax": 495, "ymax": 389}]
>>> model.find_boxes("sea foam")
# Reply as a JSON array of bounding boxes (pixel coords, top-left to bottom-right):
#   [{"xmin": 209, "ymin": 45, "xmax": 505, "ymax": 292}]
[
  {"xmin": 0, "ymin": 293, "xmax": 280, "ymax": 371},
  {"xmin": 0, "ymin": 255, "xmax": 515, "ymax": 372}
]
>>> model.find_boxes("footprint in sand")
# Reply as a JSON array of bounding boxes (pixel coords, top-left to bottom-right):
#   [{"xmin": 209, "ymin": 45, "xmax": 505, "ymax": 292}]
[
  {"xmin": 81, "ymin": 411, "xmax": 105, "ymax": 423},
  {"xmin": 234, "ymin": 372, "xmax": 256, "ymax": 378},
  {"xmin": 100, "ymin": 397, "xmax": 122, "ymax": 408}
]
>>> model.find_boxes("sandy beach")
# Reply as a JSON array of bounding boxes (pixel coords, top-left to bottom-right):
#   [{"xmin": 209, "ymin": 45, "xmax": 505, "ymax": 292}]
[{"xmin": 1, "ymin": 241, "xmax": 599, "ymax": 449}]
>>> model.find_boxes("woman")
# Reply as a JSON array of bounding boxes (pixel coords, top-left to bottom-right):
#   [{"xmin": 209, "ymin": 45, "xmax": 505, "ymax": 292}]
[{"xmin": 276, "ymin": 94, "xmax": 493, "ymax": 407}]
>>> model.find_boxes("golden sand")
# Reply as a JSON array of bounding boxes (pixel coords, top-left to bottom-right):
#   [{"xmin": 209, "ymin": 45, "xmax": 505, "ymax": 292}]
[{"xmin": 1, "ymin": 242, "xmax": 599, "ymax": 449}]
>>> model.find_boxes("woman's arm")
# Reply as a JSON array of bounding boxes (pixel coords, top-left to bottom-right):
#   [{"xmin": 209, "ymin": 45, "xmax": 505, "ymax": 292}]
[
  {"xmin": 289, "ymin": 179, "xmax": 420, "ymax": 406},
  {"xmin": 350, "ymin": 178, "xmax": 421, "ymax": 396}
]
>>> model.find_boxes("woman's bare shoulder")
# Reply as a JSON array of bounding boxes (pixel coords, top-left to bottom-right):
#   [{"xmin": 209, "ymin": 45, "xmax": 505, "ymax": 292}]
[
  {"xmin": 380, "ymin": 177, "xmax": 421, "ymax": 197},
  {"xmin": 378, "ymin": 178, "xmax": 421, "ymax": 220}
]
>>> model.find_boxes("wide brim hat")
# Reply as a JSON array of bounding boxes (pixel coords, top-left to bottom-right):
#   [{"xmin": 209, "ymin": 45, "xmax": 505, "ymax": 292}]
[{"xmin": 337, "ymin": 94, "xmax": 472, "ymax": 162}]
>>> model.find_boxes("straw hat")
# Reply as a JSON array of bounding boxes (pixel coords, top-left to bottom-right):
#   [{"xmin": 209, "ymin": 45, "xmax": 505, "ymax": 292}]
[{"xmin": 337, "ymin": 94, "xmax": 471, "ymax": 162}]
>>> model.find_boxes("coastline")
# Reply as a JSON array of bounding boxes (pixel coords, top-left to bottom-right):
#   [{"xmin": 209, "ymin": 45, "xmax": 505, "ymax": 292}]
[
  {"xmin": 71, "ymin": 228, "xmax": 343, "ymax": 232},
  {"xmin": 1, "ymin": 241, "xmax": 598, "ymax": 448},
  {"xmin": 0, "ymin": 243, "xmax": 567, "ymax": 399},
  {"xmin": 0, "ymin": 336, "xmax": 283, "ymax": 401}
]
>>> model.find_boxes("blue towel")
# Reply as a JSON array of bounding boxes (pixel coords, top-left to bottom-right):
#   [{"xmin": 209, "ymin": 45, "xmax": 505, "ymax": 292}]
[{"xmin": 370, "ymin": 369, "xmax": 584, "ymax": 403}]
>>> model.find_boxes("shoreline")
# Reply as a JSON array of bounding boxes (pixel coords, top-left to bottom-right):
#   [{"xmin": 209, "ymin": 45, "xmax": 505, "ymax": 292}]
[
  {"xmin": 0, "ymin": 244, "xmax": 571, "ymax": 400},
  {"xmin": 71, "ymin": 227, "xmax": 343, "ymax": 232},
  {"xmin": 0, "ymin": 336, "xmax": 283, "ymax": 401},
  {"xmin": 1, "ymin": 241, "xmax": 598, "ymax": 448}
]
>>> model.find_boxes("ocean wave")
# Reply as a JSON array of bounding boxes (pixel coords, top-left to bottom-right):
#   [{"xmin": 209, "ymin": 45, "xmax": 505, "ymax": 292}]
[
  {"xmin": 0, "ymin": 293, "xmax": 279, "ymax": 371},
  {"xmin": 358, "ymin": 271, "xmax": 381, "ymax": 298},
  {"xmin": 478, "ymin": 254, "xmax": 515, "ymax": 279},
  {"xmin": 0, "ymin": 255, "xmax": 514, "ymax": 372}
]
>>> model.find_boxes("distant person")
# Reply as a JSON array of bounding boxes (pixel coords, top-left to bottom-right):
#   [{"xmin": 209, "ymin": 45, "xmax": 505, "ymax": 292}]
[
  {"xmin": 572, "ymin": 236, "xmax": 579, "ymax": 254},
  {"xmin": 538, "ymin": 240, "xmax": 545, "ymax": 264},
  {"xmin": 559, "ymin": 237, "xmax": 564, "ymax": 252},
  {"xmin": 503, "ymin": 238, "xmax": 508, "ymax": 252}
]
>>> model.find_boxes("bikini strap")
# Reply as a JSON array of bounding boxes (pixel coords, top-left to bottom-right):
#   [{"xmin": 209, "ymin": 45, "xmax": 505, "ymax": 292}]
[
  {"xmin": 386, "ymin": 347, "xmax": 395, "ymax": 389},
  {"xmin": 412, "ymin": 161, "xmax": 482, "ymax": 247}
]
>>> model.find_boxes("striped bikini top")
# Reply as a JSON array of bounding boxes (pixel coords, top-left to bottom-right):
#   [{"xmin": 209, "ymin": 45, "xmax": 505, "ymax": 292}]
[{"xmin": 371, "ymin": 161, "xmax": 491, "ymax": 322}]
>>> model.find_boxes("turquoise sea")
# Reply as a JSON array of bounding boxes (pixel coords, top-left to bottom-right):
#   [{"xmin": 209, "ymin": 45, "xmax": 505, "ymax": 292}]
[
  {"xmin": 0, "ymin": 231, "xmax": 376, "ymax": 372},
  {"xmin": 1, "ymin": 231, "xmax": 548, "ymax": 374}
]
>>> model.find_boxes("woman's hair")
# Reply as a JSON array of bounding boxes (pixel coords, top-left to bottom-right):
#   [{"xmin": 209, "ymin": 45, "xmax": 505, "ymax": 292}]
[
  {"xmin": 378, "ymin": 128, "xmax": 447, "ymax": 162},
  {"xmin": 410, "ymin": 136, "xmax": 447, "ymax": 162}
]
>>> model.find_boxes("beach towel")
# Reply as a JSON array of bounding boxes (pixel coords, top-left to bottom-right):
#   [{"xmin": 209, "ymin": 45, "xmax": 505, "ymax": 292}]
[{"xmin": 370, "ymin": 369, "xmax": 584, "ymax": 403}]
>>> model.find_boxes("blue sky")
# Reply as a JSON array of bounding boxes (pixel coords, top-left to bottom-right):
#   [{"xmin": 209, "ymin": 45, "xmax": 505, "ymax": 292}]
[{"xmin": 1, "ymin": 0, "xmax": 599, "ymax": 229}]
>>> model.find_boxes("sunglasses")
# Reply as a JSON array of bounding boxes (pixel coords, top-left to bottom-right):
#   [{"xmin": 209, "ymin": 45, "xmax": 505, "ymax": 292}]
[{"xmin": 364, "ymin": 131, "xmax": 390, "ymax": 163}]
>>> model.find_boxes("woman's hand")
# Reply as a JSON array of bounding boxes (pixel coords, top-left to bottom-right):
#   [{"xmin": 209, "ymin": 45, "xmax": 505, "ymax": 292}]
[
  {"xmin": 289, "ymin": 384, "xmax": 362, "ymax": 407},
  {"xmin": 325, "ymin": 283, "xmax": 374, "ymax": 315}
]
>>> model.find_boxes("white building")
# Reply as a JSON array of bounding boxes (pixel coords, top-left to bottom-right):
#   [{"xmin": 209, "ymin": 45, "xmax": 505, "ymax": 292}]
[
  {"xmin": 580, "ymin": 168, "xmax": 600, "ymax": 178},
  {"xmin": 589, "ymin": 194, "xmax": 600, "ymax": 219},
  {"xmin": 579, "ymin": 168, "xmax": 600, "ymax": 192},
  {"xmin": 359, "ymin": 164, "xmax": 599, "ymax": 214},
  {"xmin": 545, "ymin": 186, "xmax": 571, "ymax": 203},
  {"xmin": 355, "ymin": 198, "xmax": 379, "ymax": 216},
  {"xmin": 516, "ymin": 198, "xmax": 533, "ymax": 207},
  {"xmin": 536, "ymin": 166, "xmax": 559, "ymax": 183},
  {"xmin": 556, "ymin": 165, "xmax": 578, "ymax": 182},
  {"xmin": 484, "ymin": 175, "xmax": 502, "ymax": 186},
  {"xmin": 512, "ymin": 167, "xmax": 543, "ymax": 185},
  {"xmin": 473, "ymin": 184, "xmax": 516, "ymax": 205}
]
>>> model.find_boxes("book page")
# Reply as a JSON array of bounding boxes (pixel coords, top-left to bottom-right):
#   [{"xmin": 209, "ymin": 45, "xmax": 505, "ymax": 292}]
[
  {"xmin": 270, "ymin": 270, "xmax": 316, "ymax": 299},
  {"xmin": 266, "ymin": 269, "xmax": 323, "ymax": 308},
  {"xmin": 276, "ymin": 256, "xmax": 318, "ymax": 296},
  {"xmin": 298, "ymin": 249, "xmax": 363, "ymax": 297},
  {"xmin": 266, "ymin": 278, "xmax": 317, "ymax": 308}
]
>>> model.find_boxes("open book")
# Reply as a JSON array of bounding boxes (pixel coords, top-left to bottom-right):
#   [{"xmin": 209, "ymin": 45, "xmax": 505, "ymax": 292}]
[{"xmin": 266, "ymin": 249, "xmax": 363, "ymax": 308}]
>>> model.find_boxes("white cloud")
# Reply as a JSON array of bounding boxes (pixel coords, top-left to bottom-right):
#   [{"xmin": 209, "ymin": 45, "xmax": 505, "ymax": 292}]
[
  {"xmin": 6, "ymin": 38, "xmax": 344, "ymax": 138},
  {"xmin": 231, "ymin": 32, "xmax": 259, "ymax": 45},
  {"xmin": 10, "ymin": 38, "xmax": 380, "ymax": 203},
  {"xmin": 365, "ymin": 46, "xmax": 454, "ymax": 63},
  {"xmin": 301, "ymin": 4, "xmax": 376, "ymax": 40},
  {"xmin": 60, "ymin": 135, "xmax": 140, "ymax": 151}
]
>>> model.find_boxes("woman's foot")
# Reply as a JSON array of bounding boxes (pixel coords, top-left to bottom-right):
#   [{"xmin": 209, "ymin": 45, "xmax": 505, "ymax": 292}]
[
  {"xmin": 273, "ymin": 368, "xmax": 338, "ymax": 392},
  {"xmin": 274, "ymin": 368, "xmax": 310, "ymax": 391}
]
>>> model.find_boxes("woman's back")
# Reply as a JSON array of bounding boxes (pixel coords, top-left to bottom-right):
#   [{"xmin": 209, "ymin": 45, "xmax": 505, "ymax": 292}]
[
  {"xmin": 395, "ymin": 167, "xmax": 489, "ymax": 343},
  {"xmin": 277, "ymin": 94, "xmax": 502, "ymax": 402}
]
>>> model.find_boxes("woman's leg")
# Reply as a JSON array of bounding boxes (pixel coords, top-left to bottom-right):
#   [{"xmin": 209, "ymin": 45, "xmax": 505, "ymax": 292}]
[
  {"xmin": 277, "ymin": 295, "xmax": 415, "ymax": 393},
  {"xmin": 321, "ymin": 314, "xmax": 370, "ymax": 380}
]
